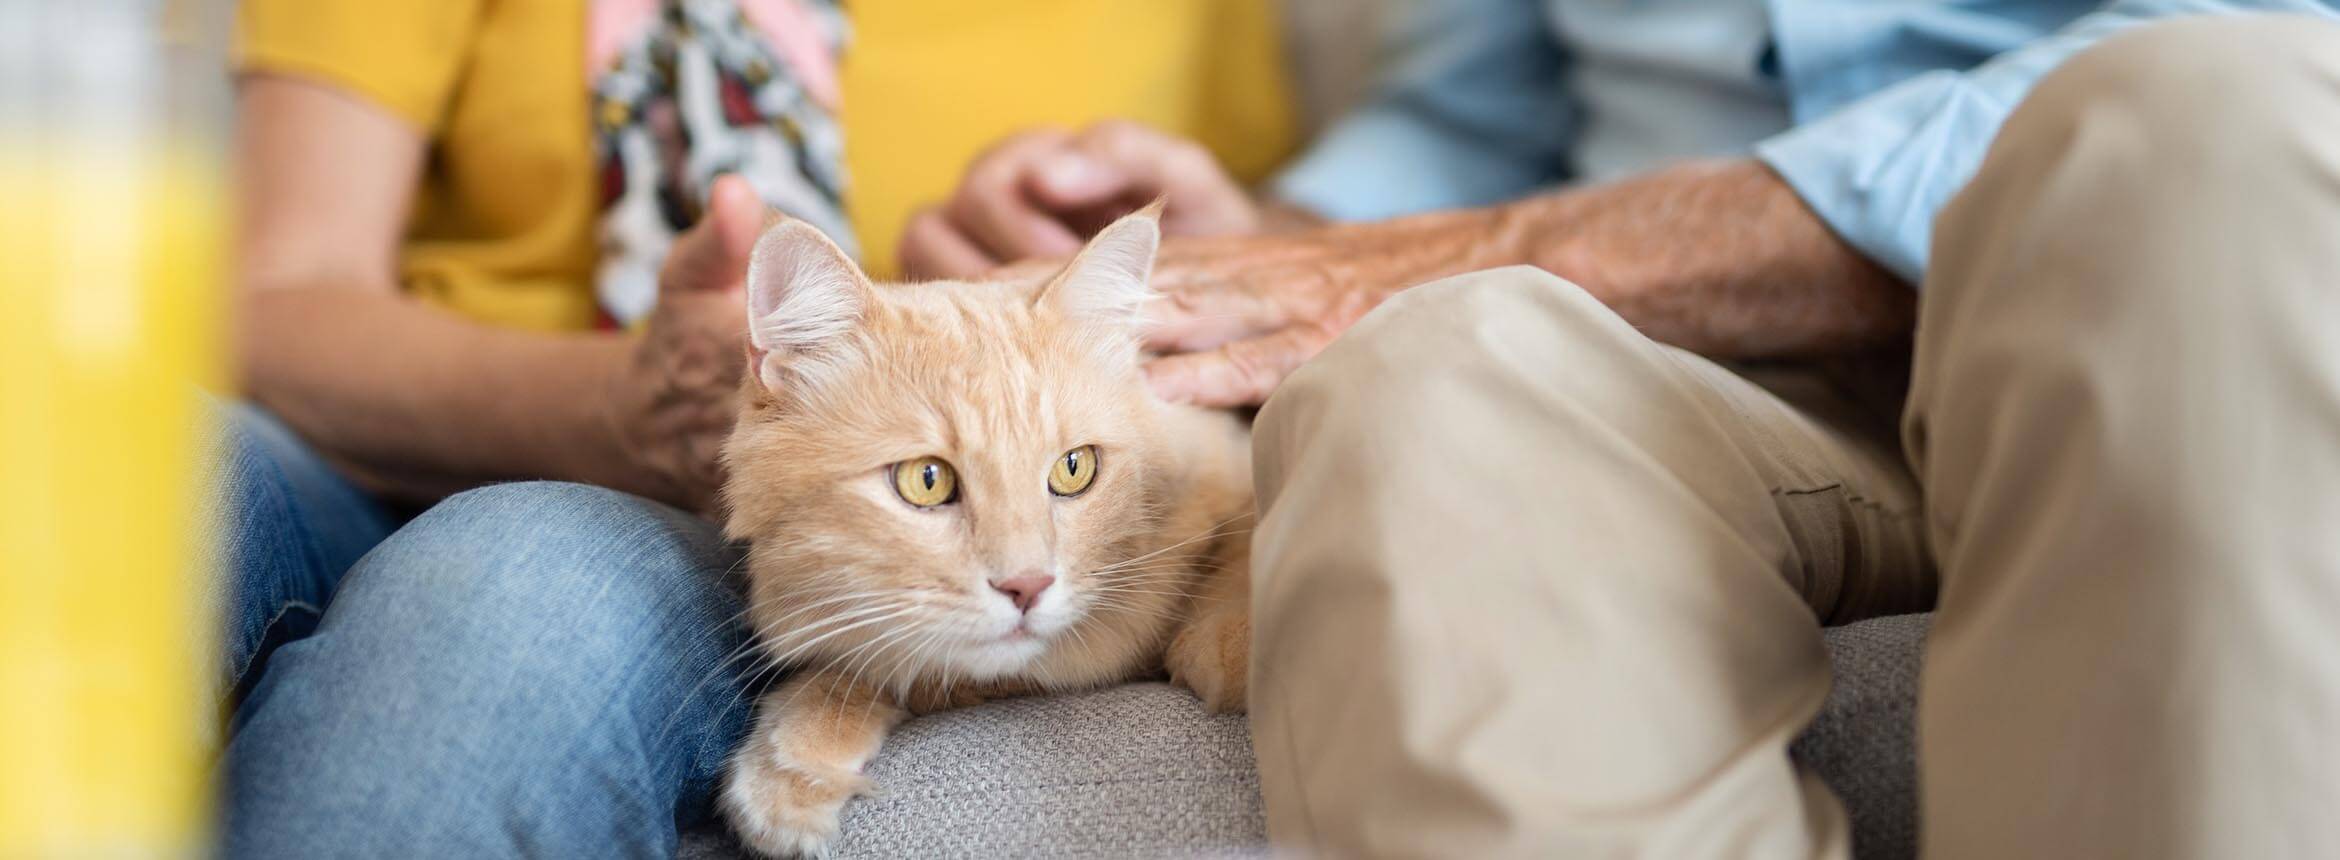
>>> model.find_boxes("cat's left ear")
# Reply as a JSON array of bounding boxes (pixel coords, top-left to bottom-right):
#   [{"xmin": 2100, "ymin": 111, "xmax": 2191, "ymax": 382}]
[{"xmin": 1037, "ymin": 202, "xmax": 1160, "ymax": 328}]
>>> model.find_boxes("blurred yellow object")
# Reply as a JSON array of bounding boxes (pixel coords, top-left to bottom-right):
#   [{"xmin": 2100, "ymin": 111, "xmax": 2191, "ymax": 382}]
[
  {"xmin": 841, "ymin": 0, "xmax": 1299, "ymax": 277},
  {"xmin": 0, "ymin": 3, "xmax": 225, "ymax": 855}
]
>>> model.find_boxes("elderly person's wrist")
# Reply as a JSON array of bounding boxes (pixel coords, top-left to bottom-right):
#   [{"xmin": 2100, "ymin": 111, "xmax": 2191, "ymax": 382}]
[{"xmin": 1519, "ymin": 159, "xmax": 1914, "ymax": 358}]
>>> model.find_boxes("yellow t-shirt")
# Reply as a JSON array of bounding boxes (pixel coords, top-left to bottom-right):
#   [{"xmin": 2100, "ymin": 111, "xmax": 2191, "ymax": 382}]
[
  {"xmin": 839, "ymin": 2, "xmax": 1297, "ymax": 278},
  {"xmin": 236, "ymin": 0, "xmax": 1297, "ymax": 331}
]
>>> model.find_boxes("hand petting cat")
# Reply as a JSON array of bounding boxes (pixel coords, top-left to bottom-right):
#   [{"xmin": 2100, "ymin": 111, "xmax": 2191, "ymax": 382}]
[
  {"xmin": 1141, "ymin": 160, "xmax": 1918, "ymax": 408},
  {"xmin": 602, "ymin": 175, "xmax": 766, "ymax": 513},
  {"xmin": 1139, "ymin": 208, "xmax": 1509, "ymax": 407}
]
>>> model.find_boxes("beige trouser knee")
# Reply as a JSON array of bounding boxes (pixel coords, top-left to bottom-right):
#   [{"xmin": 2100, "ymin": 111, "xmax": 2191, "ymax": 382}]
[
  {"xmin": 1250, "ymin": 264, "xmax": 1934, "ymax": 858},
  {"xmin": 1248, "ymin": 13, "xmax": 2340, "ymax": 859}
]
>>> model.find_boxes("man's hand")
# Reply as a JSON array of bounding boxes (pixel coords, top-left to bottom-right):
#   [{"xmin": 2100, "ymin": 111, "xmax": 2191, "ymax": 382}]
[
  {"xmin": 899, "ymin": 121, "xmax": 1263, "ymax": 279},
  {"xmin": 1140, "ymin": 160, "xmax": 1916, "ymax": 407},
  {"xmin": 603, "ymin": 175, "xmax": 764, "ymax": 512},
  {"xmin": 1141, "ymin": 211, "xmax": 1509, "ymax": 406}
]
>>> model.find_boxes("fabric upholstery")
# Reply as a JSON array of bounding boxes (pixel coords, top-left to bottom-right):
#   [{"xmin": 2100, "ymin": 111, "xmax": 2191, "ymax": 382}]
[{"xmin": 682, "ymin": 613, "xmax": 1927, "ymax": 859}]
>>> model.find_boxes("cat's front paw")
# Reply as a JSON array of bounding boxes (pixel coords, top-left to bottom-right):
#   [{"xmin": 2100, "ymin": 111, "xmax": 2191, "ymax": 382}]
[
  {"xmin": 1167, "ymin": 608, "xmax": 1250, "ymax": 713},
  {"xmin": 720, "ymin": 751, "xmax": 869, "ymax": 859}
]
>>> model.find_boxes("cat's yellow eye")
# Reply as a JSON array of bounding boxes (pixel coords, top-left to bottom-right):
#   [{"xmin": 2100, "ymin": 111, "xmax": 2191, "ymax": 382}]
[
  {"xmin": 892, "ymin": 457, "xmax": 959, "ymax": 508},
  {"xmin": 1049, "ymin": 445, "xmax": 1101, "ymax": 497}
]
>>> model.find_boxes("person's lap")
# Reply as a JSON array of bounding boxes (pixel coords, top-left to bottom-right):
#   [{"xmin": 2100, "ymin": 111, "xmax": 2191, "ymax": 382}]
[
  {"xmin": 210, "ymin": 403, "xmax": 403, "ymax": 705},
  {"xmin": 1249, "ymin": 14, "xmax": 2340, "ymax": 858},
  {"xmin": 1248, "ymin": 265, "xmax": 1933, "ymax": 857},
  {"xmin": 209, "ymin": 405, "xmax": 753, "ymax": 857}
]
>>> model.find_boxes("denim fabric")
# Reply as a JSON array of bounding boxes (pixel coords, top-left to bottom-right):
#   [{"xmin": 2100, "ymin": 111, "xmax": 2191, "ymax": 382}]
[
  {"xmin": 211, "ymin": 404, "xmax": 403, "ymax": 703},
  {"xmin": 210, "ymin": 407, "xmax": 755, "ymax": 858}
]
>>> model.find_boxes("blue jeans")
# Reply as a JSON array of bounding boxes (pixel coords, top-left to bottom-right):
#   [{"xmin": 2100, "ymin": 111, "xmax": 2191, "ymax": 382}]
[{"xmin": 210, "ymin": 405, "xmax": 753, "ymax": 857}]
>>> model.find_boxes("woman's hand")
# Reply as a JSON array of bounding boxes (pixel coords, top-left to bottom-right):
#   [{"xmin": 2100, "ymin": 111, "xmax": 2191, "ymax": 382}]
[
  {"xmin": 898, "ymin": 121, "xmax": 1264, "ymax": 279},
  {"xmin": 603, "ymin": 176, "xmax": 766, "ymax": 513},
  {"xmin": 237, "ymin": 76, "xmax": 794, "ymax": 512}
]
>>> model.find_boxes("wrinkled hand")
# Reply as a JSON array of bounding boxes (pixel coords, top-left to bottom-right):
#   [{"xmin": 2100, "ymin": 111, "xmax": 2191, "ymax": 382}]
[
  {"xmin": 899, "ymin": 121, "xmax": 1261, "ymax": 279},
  {"xmin": 1142, "ymin": 211, "xmax": 1505, "ymax": 407},
  {"xmin": 605, "ymin": 175, "xmax": 765, "ymax": 512}
]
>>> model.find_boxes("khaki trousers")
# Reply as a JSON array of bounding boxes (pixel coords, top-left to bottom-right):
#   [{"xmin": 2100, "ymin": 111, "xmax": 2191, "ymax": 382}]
[{"xmin": 1249, "ymin": 16, "xmax": 2340, "ymax": 858}]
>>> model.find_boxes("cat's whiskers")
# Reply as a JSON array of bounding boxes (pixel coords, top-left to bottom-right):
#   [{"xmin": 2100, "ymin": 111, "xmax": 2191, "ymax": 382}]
[
  {"xmin": 695, "ymin": 584, "xmax": 899, "ymax": 678},
  {"xmin": 828, "ymin": 615, "xmax": 932, "ymax": 699},
  {"xmin": 1083, "ymin": 599, "xmax": 1184, "ymax": 616},
  {"xmin": 670, "ymin": 554, "xmax": 763, "ymax": 640},
  {"xmin": 1086, "ymin": 516, "xmax": 1253, "ymax": 575},
  {"xmin": 666, "ymin": 558, "xmax": 777, "ymax": 669},
  {"xmin": 1087, "ymin": 569, "xmax": 1207, "ymax": 592},
  {"xmin": 1077, "ymin": 596, "xmax": 1186, "ymax": 626},
  {"xmin": 754, "ymin": 590, "xmax": 911, "ymax": 639},
  {"xmin": 874, "ymin": 625, "xmax": 950, "ymax": 722},
  {"xmin": 707, "ymin": 602, "xmax": 920, "ymax": 731},
  {"xmin": 652, "ymin": 587, "xmax": 868, "ymax": 742},
  {"xmin": 887, "ymin": 627, "xmax": 932, "ymax": 692},
  {"xmin": 1089, "ymin": 568, "xmax": 1209, "ymax": 589},
  {"xmin": 775, "ymin": 619, "xmax": 927, "ymax": 733},
  {"xmin": 763, "ymin": 587, "xmax": 897, "ymax": 619},
  {"xmin": 724, "ymin": 583, "xmax": 902, "ymax": 672},
  {"xmin": 1089, "ymin": 555, "xmax": 1216, "ymax": 577},
  {"xmin": 1060, "ymin": 618, "xmax": 1102, "ymax": 668},
  {"xmin": 1084, "ymin": 587, "xmax": 1192, "ymax": 603},
  {"xmin": 1077, "ymin": 560, "xmax": 1207, "ymax": 620},
  {"xmin": 686, "ymin": 591, "xmax": 794, "ymax": 679},
  {"xmin": 745, "ymin": 598, "xmax": 915, "ymax": 660},
  {"xmin": 827, "ymin": 622, "xmax": 933, "ymax": 729},
  {"xmin": 759, "ymin": 601, "xmax": 926, "ymax": 668},
  {"xmin": 1082, "ymin": 577, "xmax": 1193, "ymax": 597},
  {"xmin": 903, "ymin": 624, "xmax": 964, "ymax": 713}
]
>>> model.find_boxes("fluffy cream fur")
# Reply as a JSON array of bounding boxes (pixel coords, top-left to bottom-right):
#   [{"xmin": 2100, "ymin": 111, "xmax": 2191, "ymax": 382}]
[{"xmin": 717, "ymin": 209, "xmax": 1253, "ymax": 858}]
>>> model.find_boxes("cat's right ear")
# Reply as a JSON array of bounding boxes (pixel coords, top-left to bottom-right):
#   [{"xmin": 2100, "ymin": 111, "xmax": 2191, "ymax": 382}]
[{"xmin": 745, "ymin": 219, "xmax": 872, "ymax": 393}]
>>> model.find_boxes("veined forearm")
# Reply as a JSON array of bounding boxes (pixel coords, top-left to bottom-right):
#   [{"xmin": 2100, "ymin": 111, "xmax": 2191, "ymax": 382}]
[
  {"xmin": 1316, "ymin": 160, "xmax": 1915, "ymax": 359},
  {"xmin": 1489, "ymin": 160, "xmax": 1915, "ymax": 358},
  {"xmin": 1143, "ymin": 159, "xmax": 1913, "ymax": 405}
]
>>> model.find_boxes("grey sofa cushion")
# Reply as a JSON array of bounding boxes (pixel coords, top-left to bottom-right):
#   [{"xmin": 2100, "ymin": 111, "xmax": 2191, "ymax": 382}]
[
  {"xmin": 1794, "ymin": 613, "xmax": 1929, "ymax": 859},
  {"xmin": 682, "ymin": 613, "xmax": 1930, "ymax": 860}
]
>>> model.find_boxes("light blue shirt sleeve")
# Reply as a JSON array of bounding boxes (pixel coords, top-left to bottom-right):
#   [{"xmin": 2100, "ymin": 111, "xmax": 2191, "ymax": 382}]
[
  {"xmin": 1756, "ymin": 0, "xmax": 2340, "ymax": 283},
  {"xmin": 1271, "ymin": 0, "xmax": 1576, "ymax": 221}
]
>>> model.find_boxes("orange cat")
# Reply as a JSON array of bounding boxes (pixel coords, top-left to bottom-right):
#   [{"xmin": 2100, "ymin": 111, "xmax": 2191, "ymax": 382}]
[{"xmin": 715, "ymin": 208, "xmax": 1253, "ymax": 857}]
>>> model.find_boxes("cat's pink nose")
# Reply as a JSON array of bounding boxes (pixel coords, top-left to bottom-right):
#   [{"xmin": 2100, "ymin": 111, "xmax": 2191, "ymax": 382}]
[{"xmin": 991, "ymin": 575, "xmax": 1056, "ymax": 613}]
